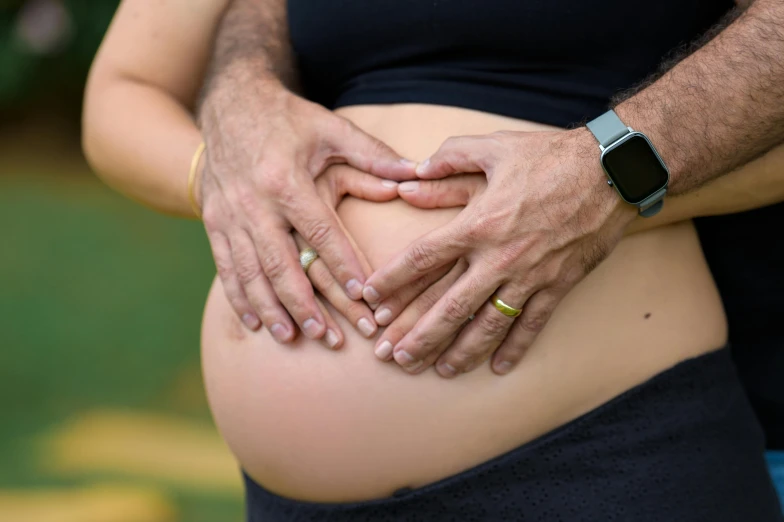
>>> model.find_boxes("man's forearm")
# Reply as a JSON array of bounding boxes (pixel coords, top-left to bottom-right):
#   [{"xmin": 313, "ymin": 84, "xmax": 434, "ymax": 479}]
[
  {"xmin": 199, "ymin": 0, "xmax": 297, "ymax": 111},
  {"xmin": 614, "ymin": 0, "xmax": 784, "ymax": 195}
]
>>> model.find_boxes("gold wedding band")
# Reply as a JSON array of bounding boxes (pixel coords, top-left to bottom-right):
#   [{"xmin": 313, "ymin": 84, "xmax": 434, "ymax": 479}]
[
  {"xmin": 491, "ymin": 295, "xmax": 523, "ymax": 317},
  {"xmin": 299, "ymin": 248, "xmax": 319, "ymax": 273}
]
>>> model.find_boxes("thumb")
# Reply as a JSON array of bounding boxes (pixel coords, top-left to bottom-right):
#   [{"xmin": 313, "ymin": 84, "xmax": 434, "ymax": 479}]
[
  {"xmin": 398, "ymin": 175, "xmax": 487, "ymax": 209},
  {"xmin": 328, "ymin": 117, "xmax": 417, "ymax": 181}
]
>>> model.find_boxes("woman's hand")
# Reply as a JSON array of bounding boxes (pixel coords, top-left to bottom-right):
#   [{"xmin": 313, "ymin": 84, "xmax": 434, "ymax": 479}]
[
  {"xmin": 291, "ymin": 167, "xmax": 400, "ymax": 349},
  {"xmin": 199, "ymin": 79, "xmax": 416, "ymax": 344},
  {"xmin": 363, "ymin": 129, "xmax": 637, "ymax": 377}
]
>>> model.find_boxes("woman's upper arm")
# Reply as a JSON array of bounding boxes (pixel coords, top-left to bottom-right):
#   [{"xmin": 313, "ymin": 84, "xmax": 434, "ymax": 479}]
[
  {"xmin": 627, "ymin": 142, "xmax": 784, "ymax": 234},
  {"xmin": 88, "ymin": 0, "xmax": 229, "ymax": 108}
]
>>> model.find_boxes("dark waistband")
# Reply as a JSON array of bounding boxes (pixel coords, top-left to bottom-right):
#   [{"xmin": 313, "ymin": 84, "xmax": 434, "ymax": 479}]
[{"xmin": 244, "ymin": 346, "xmax": 783, "ymax": 522}]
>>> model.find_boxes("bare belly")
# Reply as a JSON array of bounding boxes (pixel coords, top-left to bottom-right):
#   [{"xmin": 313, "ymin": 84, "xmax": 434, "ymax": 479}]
[{"xmin": 201, "ymin": 104, "xmax": 727, "ymax": 502}]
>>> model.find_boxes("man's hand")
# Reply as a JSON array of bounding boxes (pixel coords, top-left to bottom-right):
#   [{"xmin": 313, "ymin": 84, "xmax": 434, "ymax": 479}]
[
  {"xmin": 369, "ymin": 175, "xmax": 482, "ymax": 365},
  {"xmin": 200, "ymin": 78, "xmax": 415, "ymax": 343},
  {"xmin": 363, "ymin": 129, "xmax": 636, "ymax": 377}
]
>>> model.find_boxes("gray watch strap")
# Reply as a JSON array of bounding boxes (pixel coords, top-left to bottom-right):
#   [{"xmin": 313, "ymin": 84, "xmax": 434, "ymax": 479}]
[
  {"xmin": 586, "ymin": 110, "xmax": 629, "ymax": 148},
  {"xmin": 638, "ymin": 187, "xmax": 667, "ymax": 217}
]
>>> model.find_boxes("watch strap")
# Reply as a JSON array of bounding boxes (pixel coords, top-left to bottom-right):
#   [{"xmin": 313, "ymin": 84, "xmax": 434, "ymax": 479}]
[
  {"xmin": 638, "ymin": 187, "xmax": 667, "ymax": 217},
  {"xmin": 586, "ymin": 109, "xmax": 629, "ymax": 148}
]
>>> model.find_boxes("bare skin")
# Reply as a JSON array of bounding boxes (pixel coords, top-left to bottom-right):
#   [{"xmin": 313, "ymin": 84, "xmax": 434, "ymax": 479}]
[
  {"xmin": 201, "ymin": 104, "xmax": 729, "ymax": 502},
  {"xmin": 201, "ymin": 0, "xmax": 784, "ymax": 378},
  {"xmin": 363, "ymin": 0, "xmax": 784, "ymax": 377},
  {"xmin": 198, "ymin": 0, "xmax": 417, "ymax": 345}
]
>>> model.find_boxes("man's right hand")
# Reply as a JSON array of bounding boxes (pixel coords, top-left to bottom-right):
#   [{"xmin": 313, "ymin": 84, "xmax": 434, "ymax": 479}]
[{"xmin": 198, "ymin": 77, "xmax": 416, "ymax": 343}]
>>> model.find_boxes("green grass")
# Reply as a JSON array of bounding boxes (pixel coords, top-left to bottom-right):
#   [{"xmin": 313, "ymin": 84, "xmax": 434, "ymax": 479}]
[{"xmin": 0, "ymin": 161, "xmax": 242, "ymax": 520}]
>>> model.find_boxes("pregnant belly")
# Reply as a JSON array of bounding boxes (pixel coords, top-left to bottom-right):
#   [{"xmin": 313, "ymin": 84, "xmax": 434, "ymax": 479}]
[{"xmin": 201, "ymin": 104, "xmax": 728, "ymax": 502}]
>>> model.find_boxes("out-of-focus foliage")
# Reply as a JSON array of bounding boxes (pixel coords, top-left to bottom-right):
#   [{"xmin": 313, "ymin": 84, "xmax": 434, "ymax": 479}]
[{"xmin": 0, "ymin": 0, "xmax": 119, "ymax": 109}]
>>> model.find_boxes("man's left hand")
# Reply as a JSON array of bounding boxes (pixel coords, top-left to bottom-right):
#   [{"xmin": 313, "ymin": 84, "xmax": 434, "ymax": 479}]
[{"xmin": 363, "ymin": 129, "xmax": 637, "ymax": 377}]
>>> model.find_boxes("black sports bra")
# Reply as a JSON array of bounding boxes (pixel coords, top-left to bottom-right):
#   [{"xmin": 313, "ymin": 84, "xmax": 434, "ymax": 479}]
[{"xmin": 288, "ymin": 0, "xmax": 733, "ymax": 127}]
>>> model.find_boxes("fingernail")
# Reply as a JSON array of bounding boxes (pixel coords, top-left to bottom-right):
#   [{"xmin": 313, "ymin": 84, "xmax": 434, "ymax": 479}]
[
  {"xmin": 399, "ymin": 181, "xmax": 419, "ymax": 193},
  {"xmin": 303, "ymin": 318, "xmax": 323, "ymax": 339},
  {"xmin": 416, "ymin": 158, "xmax": 430, "ymax": 175},
  {"xmin": 394, "ymin": 350, "xmax": 416, "ymax": 366},
  {"xmin": 438, "ymin": 362, "xmax": 457, "ymax": 377},
  {"xmin": 357, "ymin": 317, "xmax": 377, "ymax": 338},
  {"xmin": 363, "ymin": 286, "xmax": 380, "ymax": 303},
  {"xmin": 382, "ymin": 180, "xmax": 398, "ymax": 188},
  {"xmin": 270, "ymin": 323, "xmax": 289, "ymax": 342},
  {"xmin": 494, "ymin": 361, "xmax": 513, "ymax": 375},
  {"xmin": 400, "ymin": 158, "xmax": 417, "ymax": 168},
  {"xmin": 375, "ymin": 307, "xmax": 393, "ymax": 325},
  {"xmin": 242, "ymin": 313, "xmax": 261, "ymax": 330},
  {"xmin": 325, "ymin": 329, "xmax": 340, "ymax": 349},
  {"xmin": 375, "ymin": 340, "xmax": 393, "ymax": 360},
  {"xmin": 346, "ymin": 279, "xmax": 363, "ymax": 300},
  {"xmin": 368, "ymin": 302, "xmax": 379, "ymax": 311}
]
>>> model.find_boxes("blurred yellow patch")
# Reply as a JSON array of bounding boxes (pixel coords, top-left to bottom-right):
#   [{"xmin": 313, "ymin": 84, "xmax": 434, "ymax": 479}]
[
  {"xmin": 159, "ymin": 364, "xmax": 210, "ymax": 413},
  {"xmin": 0, "ymin": 485, "xmax": 176, "ymax": 522},
  {"xmin": 41, "ymin": 410, "xmax": 242, "ymax": 495}
]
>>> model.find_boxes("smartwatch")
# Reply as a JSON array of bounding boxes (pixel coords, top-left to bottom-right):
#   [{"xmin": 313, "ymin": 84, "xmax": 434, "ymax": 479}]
[{"xmin": 586, "ymin": 110, "xmax": 669, "ymax": 217}]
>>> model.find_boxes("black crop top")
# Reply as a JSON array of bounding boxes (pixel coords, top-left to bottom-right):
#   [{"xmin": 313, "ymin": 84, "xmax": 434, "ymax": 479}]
[
  {"xmin": 288, "ymin": 0, "xmax": 784, "ymax": 448},
  {"xmin": 289, "ymin": 0, "xmax": 732, "ymax": 126}
]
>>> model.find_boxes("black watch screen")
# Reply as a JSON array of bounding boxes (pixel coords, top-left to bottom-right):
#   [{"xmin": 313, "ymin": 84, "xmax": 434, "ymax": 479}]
[{"xmin": 601, "ymin": 134, "xmax": 669, "ymax": 205}]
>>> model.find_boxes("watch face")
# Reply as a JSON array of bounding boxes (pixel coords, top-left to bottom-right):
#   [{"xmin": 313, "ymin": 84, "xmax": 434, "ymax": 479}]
[{"xmin": 601, "ymin": 134, "xmax": 669, "ymax": 205}]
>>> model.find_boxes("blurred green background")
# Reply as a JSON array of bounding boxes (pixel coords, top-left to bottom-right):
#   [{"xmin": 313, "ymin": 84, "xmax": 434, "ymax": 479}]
[{"xmin": 0, "ymin": 1, "xmax": 242, "ymax": 520}]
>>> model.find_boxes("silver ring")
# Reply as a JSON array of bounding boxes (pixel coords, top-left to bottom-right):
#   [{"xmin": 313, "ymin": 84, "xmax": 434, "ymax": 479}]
[{"xmin": 299, "ymin": 247, "xmax": 319, "ymax": 273}]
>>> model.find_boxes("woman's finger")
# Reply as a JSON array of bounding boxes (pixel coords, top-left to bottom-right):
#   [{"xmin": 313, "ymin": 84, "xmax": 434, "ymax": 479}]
[
  {"xmin": 435, "ymin": 283, "xmax": 531, "ymax": 378},
  {"xmin": 206, "ymin": 230, "xmax": 262, "ymax": 332},
  {"xmin": 228, "ymin": 230, "xmax": 295, "ymax": 343},
  {"xmin": 398, "ymin": 175, "xmax": 487, "ymax": 209},
  {"xmin": 314, "ymin": 294, "xmax": 344, "ymax": 350},
  {"xmin": 333, "ymin": 168, "xmax": 400, "ymax": 202},
  {"xmin": 492, "ymin": 288, "xmax": 564, "ymax": 374},
  {"xmin": 311, "ymin": 258, "xmax": 378, "ymax": 338},
  {"xmin": 313, "ymin": 177, "xmax": 375, "ymax": 278},
  {"xmin": 294, "ymin": 233, "xmax": 378, "ymax": 340},
  {"xmin": 374, "ymin": 259, "xmax": 468, "ymax": 365},
  {"xmin": 286, "ymin": 191, "xmax": 370, "ymax": 300}
]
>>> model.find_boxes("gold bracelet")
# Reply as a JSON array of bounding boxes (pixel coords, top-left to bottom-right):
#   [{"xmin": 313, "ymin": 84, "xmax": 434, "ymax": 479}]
[{"xmin": 188, "ymin": 142, "xmax": 206, "ymax": 219}]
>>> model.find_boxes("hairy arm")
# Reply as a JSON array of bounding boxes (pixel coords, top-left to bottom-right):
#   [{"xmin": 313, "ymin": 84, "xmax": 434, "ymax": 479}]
[
  {"xmin": 198, "ymin": 0, "xmax": 296, "ymax": 120},
  {"xmin": 195, "ymin": 0, "xmax": 415, "ymax": 341},
  {"xmin": 83, "ymin": 0, "xmax": 229, "ymax": 217},
  {"xmin": 614, "ymin": 1, "xmax": 784, "ymax": 194}
]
